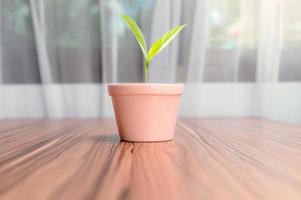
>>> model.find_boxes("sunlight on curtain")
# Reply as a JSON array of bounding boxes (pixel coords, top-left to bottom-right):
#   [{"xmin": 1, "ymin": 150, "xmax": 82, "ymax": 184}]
[
  {"xmin": 1, "ymin": 0, "xmax": 300, "ymax": 83},
  {"xmin": 279, "ymin": 0, "xmax": 301, "ymax": 81},
  {"xmin": 205, "ymin": 0, "xmax": 257, "ymax": 82}
]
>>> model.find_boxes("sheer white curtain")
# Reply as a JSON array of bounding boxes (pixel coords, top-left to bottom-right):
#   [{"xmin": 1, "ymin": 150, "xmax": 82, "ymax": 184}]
[{"xmin": 0, "ymin": 0, "xmax": 300, "ymax": 123}]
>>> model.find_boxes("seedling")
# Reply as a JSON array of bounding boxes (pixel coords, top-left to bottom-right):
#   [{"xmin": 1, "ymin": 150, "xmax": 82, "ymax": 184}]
[{"xmin": 121, "ymin": 15, "xmax": 186, "ymax": 82}]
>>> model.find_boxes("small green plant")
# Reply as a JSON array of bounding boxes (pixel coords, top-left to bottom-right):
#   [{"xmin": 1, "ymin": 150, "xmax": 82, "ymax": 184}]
[{"xmin": 121, "ymin": 14, "xmax": 186, "ymax": 82}]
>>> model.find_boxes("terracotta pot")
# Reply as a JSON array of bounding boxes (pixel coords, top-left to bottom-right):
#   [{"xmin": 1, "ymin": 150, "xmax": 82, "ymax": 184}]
[{"xmin": 108, "ymin": 83, "xmax": 184, "ymax": 142}]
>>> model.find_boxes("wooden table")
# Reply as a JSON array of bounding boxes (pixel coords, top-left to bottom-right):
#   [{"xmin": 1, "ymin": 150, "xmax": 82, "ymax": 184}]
[{"xmin": 0, "ymin": 118, "xmax": 301, "ymax": 200}]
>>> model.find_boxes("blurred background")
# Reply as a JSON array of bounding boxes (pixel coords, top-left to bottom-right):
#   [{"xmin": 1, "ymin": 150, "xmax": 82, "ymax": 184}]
[{"xmin": 0, "ymin": 0, "xmax": 300, "ymax": 123}]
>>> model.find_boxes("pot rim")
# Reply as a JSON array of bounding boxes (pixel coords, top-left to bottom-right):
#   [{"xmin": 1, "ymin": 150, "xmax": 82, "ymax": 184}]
[{"xmin": 108, "ymin": 83, "xmax": 184, "ymax": 96}]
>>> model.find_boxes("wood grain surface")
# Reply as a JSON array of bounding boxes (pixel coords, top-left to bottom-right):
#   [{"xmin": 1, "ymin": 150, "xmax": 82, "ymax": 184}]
[{"xmin": 0, "ymin": 118, "xmax": 301, "ymax": 200}]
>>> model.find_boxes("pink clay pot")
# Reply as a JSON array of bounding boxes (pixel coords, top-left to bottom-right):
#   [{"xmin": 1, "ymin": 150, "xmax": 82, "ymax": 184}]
[{"xmin": 108, "ymin": 83, "xmax": 184, "ymax": 142}]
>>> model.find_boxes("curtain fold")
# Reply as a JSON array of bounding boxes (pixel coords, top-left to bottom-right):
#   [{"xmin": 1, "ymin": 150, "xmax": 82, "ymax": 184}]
[
  {"xmin": 187, "ymin": 0, "xmax": 209, "ymax": 82},
  {"xmin": 256, "ymin": 0, "xmax": 282, "ymax": 82}
]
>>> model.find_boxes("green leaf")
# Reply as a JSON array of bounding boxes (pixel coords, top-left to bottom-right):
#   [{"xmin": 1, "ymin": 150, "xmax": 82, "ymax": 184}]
[
  {"xmin": 147, "ymin": 24, "xmax": 186, "ymax": 62},
  {"xmin": 121, "ymin": 15, "xmax": 148, "ymax": 58}
]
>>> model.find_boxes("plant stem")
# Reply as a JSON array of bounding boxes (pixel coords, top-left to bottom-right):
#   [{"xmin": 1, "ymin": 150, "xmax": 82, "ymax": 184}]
[{"xmin": 145, "ymin": 60, "xmax": 149, "ymax": 83}]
